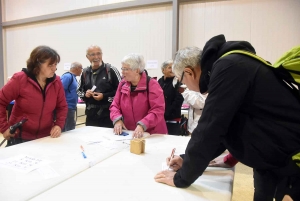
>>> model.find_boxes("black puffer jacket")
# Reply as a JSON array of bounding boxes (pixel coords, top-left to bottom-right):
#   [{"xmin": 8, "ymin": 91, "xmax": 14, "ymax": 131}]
[
  {"xmin": 158, "ymin": 76, "xmax": 184, "ymax": 120},
  {"xmin": 174, "ymin": 35, "xmax": 300, "ymax": 187}
]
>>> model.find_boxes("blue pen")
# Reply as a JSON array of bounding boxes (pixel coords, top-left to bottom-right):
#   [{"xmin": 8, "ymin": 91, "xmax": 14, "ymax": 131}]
[
  {"xmin": 81, "ymin": 151, "xmax": 87, "ymax": 159},
  {"xmin": 80, "ymin": 145, "xmax": 87, "ymax": 159}
]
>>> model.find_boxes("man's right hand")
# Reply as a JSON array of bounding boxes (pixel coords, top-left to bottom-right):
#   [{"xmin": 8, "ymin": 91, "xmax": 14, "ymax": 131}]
[
  {"xmin": 166, "ymin": 155, "xmax": 183, "ymax": 171},
  {"xmin": 85, "ymin": 90, "xmax": 94, "ymax": 98}
]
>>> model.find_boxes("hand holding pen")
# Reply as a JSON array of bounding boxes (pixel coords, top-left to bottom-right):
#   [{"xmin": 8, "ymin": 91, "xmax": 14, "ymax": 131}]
[{"xmin": 166, "ymin": 148, "xmax": 183, "ymax": 171}]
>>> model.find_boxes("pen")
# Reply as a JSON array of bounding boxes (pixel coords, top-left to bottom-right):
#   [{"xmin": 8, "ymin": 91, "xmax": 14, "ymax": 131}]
[
  {"xmin": 168, "ymin": 148, "xmax": 176, "ymax": 169},
  {"xmin": 80, "ymin": 145, "xmax": 87, "ymax": 159}
]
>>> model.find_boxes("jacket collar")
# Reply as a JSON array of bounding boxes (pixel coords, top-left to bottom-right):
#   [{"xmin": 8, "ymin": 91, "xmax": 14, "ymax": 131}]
[
  {"xmin": 121, "ymin": 72, "xmax": 148, "ymax": 93},
  {"xmin": 22, "ymin": 68, "xmax": 56, "ymax": 84}
]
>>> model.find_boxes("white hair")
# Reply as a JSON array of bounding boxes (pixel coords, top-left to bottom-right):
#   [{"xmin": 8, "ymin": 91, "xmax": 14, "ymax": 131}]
[
  {"xmin": 70, "ymin": 62, "xmax": 82, "ymax": 69},
  {"xmin": 86, "ymin": 45, "xmax": 102, "ymax": 55},
  {"xmin": 173, "ymin": 47, "xmax": 202, "ymax": 77},
  {"xmin": 161, "ymin": 60, "xmax": 173, "ymax": 71},
  {"xmin": 121, "ymin": 53, "xmax": 145, "ymax": 72}
]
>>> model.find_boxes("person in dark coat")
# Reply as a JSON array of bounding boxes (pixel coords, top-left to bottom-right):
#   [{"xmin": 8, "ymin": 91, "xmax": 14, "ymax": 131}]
[
  {"xmin": 154, "ymin": 35, "xmax": 300, "ymax": 201},
  {"xmin": 158, "ymin": 60, "xmax": 184, "ymax": 135},
  {"xmin": 77, "ymin": 45, "xmax": 121, "ymax": 128}
]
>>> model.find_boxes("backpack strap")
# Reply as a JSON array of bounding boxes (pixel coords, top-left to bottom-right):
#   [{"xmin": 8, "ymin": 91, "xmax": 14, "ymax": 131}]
[
  {"xmin": 146, "ymin": 76, "xmax": 151, "ymax": 108},
  {"xmin": 62, "ymin": 72, "xmax": 74, "ymax": 93},
  {"xmin": 105, "ymin": 63, "xmax": 112, "ymax": 83},
  {"xmin": 221, "ymin": 50, "xmax": 273, "ymax": 67}
]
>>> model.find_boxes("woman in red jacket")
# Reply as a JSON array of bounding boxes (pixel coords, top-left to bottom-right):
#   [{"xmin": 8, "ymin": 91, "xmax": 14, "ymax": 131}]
[{"xmin": 0, "ymin": 46, "xmax": 68, "ymax": 146}]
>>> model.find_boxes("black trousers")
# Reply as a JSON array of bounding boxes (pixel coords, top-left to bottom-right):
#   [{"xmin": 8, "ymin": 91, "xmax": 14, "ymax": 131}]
[
  {"xmin": 253, "ymin": 167, "xmax": 300, "ymax": 201},
  {"xmin": 166, "ymin": 122, "xmax": 181, "ymax": 135},
  {"xmin": 86, "ymin": 115, "xmax": 113, "ymax": 128}
]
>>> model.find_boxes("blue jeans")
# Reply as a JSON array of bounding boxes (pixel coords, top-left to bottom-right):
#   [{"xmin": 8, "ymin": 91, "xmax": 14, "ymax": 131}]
[{"xmin": 62, "ymin": 108, "xmax": 76, "ymax": 132}]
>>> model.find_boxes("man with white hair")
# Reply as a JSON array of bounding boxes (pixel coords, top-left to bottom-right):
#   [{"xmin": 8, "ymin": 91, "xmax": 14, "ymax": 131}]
[
  {"xmin": 60, "ymin": 62, "xmax": 82, "ymax": 131},
  {"xmin": 77, "ymin": 45, "xmax": 121, "ymax": 128},
  {"xmin": 155, "ymin": 35, "xmax": 300, "ymax": 201}
]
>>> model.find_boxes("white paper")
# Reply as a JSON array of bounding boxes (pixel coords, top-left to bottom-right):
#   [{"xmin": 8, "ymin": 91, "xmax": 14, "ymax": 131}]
[
  {"xmin": 64, "ymin": 63, "xmax": 71, "ymax": 70},
  {"xmin": 0, "ymin": 155, "xmax": 52, "ymax": 173},
  {"xmin": 91, "ymin": 85, "xmax": 97, "ymax": 92},
  {"xmin": 161, "ymin": 162, "xmax": 173, "ymax": 171},
  {"xmin": 107, "ymin": 133, "xmax": 134, "ymax": 141},
  {"xmin": 78, "ymin": 135, "xmax": 103, "ymax": 144},
  {"xmin": 146, "ymin": 60, "xmax": 158, "ymax": 69},
  {"xmin": 37, "ymin": 165, "xmax": 60, "ymax": 179}
]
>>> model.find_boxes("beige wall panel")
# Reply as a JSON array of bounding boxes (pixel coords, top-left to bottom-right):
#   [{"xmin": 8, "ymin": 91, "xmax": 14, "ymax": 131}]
[
  {"xmin": 179, "ymin": 0, "xmax": 300, "ymax": 63},
  {"xmin": 4, "ymin": 5, "xmax": 172, "ymax": 78},
  {"xmin": 250, "ymin": 0, "xmax": 300, "ymax": 62},
  {"xmin": 2, "ymin": 0, "xmax": 134, "ymax": 21}
]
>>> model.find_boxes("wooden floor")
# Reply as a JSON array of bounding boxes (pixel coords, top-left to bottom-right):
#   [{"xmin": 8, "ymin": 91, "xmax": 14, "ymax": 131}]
[{"xmin": 232, "ymin": 163, "xmax": 254, "ymax": 200}]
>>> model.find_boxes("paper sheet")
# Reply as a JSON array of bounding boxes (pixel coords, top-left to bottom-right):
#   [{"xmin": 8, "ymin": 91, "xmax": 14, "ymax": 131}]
[
  {"xmin": 0, "ymin": 155, "xmax": 52, "ymax": 173},
  {"xmin": 161, "ymin": 162, "xmax": 173, "ymax": 171},
  {"xmin": 37, "ymin": 165, "xmax": 60, "ymax": 179}
]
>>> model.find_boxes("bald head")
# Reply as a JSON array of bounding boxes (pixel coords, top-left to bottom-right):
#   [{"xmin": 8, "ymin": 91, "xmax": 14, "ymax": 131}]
[
  {"xmin": 86, "ymin": 45, "xmax": 102, "ymax": 55},
  {"xmin": 70, "ymin": 62, "xmax": 82, "ymax": 76}
]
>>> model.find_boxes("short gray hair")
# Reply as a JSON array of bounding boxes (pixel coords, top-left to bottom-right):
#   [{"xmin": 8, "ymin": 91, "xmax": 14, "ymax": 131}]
[
  {"xmin": 70, "ymin": 62, "xmax": 82, "ymax": 69},
  {"xmin": 161, "ymin": 60, "xmax": 173, "ymax": 71},
  {"xmin": 86, "ymin": 45, "xmax": 101, "ymax": 55},
  {"xmin": 173, "ymin": 47, "xmax": 202, "ymax": 77},
  {"xmin": 121, "ymin": 53, "xmax": 145, "ymax": 71}
]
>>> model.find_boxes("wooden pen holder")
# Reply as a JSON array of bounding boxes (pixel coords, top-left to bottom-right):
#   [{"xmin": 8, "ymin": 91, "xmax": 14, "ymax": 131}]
[{"xmin": 130, "ymin": 139, "xmax": 145, "ymax": 155}]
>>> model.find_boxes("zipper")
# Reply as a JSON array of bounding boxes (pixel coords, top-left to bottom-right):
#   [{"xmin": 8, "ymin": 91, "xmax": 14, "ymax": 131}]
[{"xmin": 36, "ymin": 86, "xmax": 46, "ymax": 138}]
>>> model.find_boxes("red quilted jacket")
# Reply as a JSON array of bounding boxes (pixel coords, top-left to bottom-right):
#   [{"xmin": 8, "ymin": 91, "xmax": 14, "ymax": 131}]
[{"xmin": 0, "ymin": 69, "xmax": 68, "ymax": 140}]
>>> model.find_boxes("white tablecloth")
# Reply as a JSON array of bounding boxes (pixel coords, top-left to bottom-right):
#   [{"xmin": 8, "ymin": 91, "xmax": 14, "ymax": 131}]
[{"xmin": 30, "ymin": 134, "xmax": 234, "ymax": 201}]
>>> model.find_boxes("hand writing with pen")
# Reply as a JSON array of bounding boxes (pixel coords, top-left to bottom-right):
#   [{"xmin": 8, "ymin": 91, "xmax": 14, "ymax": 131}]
[{"xmin": 154, "ymin": 148, "xmax": 183, "ymax": 187}]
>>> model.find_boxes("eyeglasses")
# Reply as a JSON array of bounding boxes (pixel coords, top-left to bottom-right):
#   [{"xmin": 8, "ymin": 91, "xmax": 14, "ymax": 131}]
[
  {"xmin": 179, "ymin": 71, "xmax": 185, "ymax": 85},
  {"xmin": 121, "ymin": 67, "xmax": 132, "ymax": 72},
  {"xmin": 87, "ymin": 52, "xmax": 102, "ymax": 57}
]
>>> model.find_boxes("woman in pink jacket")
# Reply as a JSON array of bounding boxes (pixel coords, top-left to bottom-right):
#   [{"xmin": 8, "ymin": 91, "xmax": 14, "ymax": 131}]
[
  {"xmin": 110, "ymin": 53, "xmax": 167, "ymax": 138},
  {"xmin": 0, "ymin": 46, "xmax": 68, "ymax": 146}
]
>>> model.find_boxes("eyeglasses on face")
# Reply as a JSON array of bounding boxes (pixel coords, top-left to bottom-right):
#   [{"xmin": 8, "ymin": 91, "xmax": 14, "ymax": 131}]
[
  {"xmin": 87, "ymin": 52, "xmax": 102, "ymax": 57},
  {"xmin": 121, "ymin": 67, "xmax": 132, "ymax": 72},
  {"xmin": 179, "ymin": 71, "xmax": 185, "ymax": 85}
]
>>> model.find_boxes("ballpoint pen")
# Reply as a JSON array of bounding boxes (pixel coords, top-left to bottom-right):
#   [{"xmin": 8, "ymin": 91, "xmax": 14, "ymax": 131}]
[
  {"xmin": 168, "ymin": 148, "xmax": 176, "ymax": 169},
  {"xmin": 80, "ymin": 145, "xmax": 87, "ymax": 159}
]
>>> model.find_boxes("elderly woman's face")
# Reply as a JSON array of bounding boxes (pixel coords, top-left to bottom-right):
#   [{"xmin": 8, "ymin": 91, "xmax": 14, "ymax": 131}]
[
  {"xmin": 121, "ymin": 63, "xmax": 135, "ymax": 82},
  {"xmin": 162, "ymin": 64, "xmax": 174, "ymax": 78}
]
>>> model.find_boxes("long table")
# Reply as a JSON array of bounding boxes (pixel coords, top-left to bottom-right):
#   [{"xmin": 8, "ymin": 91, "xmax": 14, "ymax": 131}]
[
  {"xmin": 0, "ymin": 127, "xmax": 129, "ymax": 201},
  {"xmin": 0, "ymin": 127, "xmax": 234, "ymax": 201}
]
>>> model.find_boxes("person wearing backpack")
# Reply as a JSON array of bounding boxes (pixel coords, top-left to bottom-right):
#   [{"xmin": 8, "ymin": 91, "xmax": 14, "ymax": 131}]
[
  {"xmin": 158, "ymin": 60, "xmax": 184, "ymax": 135},
  {"xmin": 154, "ymin": 35, "xmax": 300, "ymax": 201},
  {"xmin": 77, "ymin": 45, "xmax": 121, "ymax": 128},
  {"xmin": 60, "ymin": 62, "xmax": 82, "ymax": 132}
]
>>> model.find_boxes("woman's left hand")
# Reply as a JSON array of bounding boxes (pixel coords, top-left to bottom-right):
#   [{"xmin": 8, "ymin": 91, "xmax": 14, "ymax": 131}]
[
  {"xmin": 50, "ymin": 125, "xmax": 61, "ymax": 138},
  {"xmin": 133, "ymin": 124, "xmax": 144, "ymax": 138},
  {"xmin": 154, "ymin": 170, "xmax": 176, "ymax": 187}
]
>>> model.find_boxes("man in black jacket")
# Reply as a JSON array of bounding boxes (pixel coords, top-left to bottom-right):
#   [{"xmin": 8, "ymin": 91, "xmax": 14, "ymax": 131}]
[
  {"xmin": 77, "ymin": 45, "xmax": 121, "ymax": 128},
  {"xmin": 158, "ymin": 60, "xmax": 184, "ymax": 135},
  {"xmin": 154, "ymin": 35, "xmax": 300, "ymax": 200}
]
